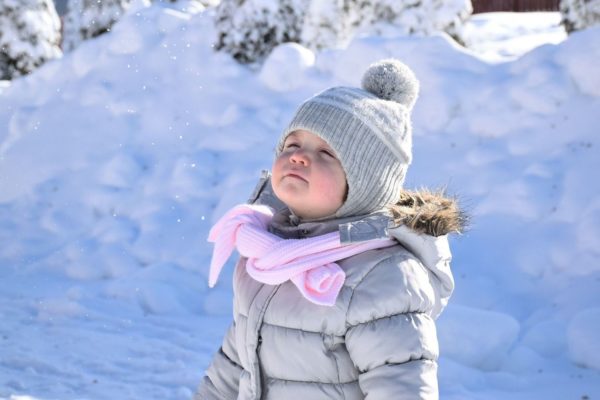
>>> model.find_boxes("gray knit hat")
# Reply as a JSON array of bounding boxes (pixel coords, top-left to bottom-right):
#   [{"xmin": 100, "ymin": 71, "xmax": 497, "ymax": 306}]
[{"xmin": 276, "ymin": 58, "xmax": 420, "ymax": 219}]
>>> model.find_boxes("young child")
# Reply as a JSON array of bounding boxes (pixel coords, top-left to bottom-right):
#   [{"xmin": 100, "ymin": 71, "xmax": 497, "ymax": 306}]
[{"xmin": 196, "ymin": 59, "xmax": 463, "ymax": 400}]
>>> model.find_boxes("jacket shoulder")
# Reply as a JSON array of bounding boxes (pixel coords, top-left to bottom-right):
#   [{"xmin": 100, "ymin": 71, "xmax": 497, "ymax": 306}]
[{"xmin": 343, "ymin": 245, "xmax": 436, "ymax": 327}]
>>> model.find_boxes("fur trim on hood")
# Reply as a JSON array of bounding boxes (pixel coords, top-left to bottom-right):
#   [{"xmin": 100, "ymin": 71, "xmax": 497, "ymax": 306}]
[{"xmin": 388, "ymin": 190, "xmax": 467, "ymax": 237}]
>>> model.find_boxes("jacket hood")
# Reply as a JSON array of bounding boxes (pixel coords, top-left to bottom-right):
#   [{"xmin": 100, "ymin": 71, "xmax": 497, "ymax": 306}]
[
  {"xmin": 388, "ymin": 189, "xmax": 467, "ymax": 236},
  {"xmin": 386, "ymin": 190, "xmax": 464, "ymax": 318}
]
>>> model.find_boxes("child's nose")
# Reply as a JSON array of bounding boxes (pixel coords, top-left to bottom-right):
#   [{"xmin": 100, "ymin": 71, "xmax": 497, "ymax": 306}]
[{"xmin": 290, "ymin": 149, "xmax": 310, "ymax": 165}]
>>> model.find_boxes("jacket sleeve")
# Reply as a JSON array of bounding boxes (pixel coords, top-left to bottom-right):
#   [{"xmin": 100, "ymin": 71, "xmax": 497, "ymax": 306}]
[
  {"xmin": 195, "ymin": 321, "xmax": 243, "ymax": 400},
  {"xmin": 345, "ymin": 254, "xmax": 441, "ymax": 399}
]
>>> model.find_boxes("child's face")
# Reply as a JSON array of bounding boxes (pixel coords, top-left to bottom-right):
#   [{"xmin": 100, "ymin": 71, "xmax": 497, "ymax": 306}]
[{"xmin": 272, "ymin": 130, "xmax": 347, "ymax": 220}]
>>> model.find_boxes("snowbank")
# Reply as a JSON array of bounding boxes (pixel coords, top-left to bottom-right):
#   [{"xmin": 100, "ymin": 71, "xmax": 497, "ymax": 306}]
[
  {"xmin": 438, "ymin": 305, "xmax": 520, "ymax": 371},
  {"xmin": 568, "ymin": 308, "xmax": 600, "ymax": 370}
]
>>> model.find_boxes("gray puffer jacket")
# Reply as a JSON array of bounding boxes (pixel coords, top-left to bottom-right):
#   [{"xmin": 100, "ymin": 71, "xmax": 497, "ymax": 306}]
[{"xmin": 196, "ymin": 176, "xmax": 460, "ymax": 400}]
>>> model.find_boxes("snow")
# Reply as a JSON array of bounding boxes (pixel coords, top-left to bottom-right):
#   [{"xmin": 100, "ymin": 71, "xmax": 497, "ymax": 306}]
[
  {"xmin": 554, "ymin": 28, "xmax": 600, "ymax": 96},
  {"xmin": 1, "ymin": 4, "xmax": 599, "ymax": 400},
  {"xmin": 259, "ymin": 43, "xmax": 316, "ymax": 92},
  {"xmin": 461, "ymin": 12, "xmax": 567, "ymax": 62},
  {"xmin": 62, "ymin": 0, "xmax": 147, "ymax": 52},
  {"xmin": 568, "ymin": 308, "xmax": 600, "ymax": 370},
  {"xmin": 437, "ymin": 305, "xmax": 520, "ymax": 371}
]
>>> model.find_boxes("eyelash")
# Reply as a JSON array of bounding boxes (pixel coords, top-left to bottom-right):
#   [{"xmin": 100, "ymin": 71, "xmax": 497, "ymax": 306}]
[{"xmin": 284, "ymin": 143, "xmax": 334, "ymax": 158}]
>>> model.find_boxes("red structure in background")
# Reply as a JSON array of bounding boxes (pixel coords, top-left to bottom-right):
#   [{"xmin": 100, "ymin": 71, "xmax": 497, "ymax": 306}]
[{"xmin": 472, "ymin": 0, "xmax": 560, "ymax": 13}]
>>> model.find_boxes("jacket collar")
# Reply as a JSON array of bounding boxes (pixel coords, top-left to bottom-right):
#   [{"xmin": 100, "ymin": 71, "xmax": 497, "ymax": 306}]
[{"xmin": 268, "ymin": 207, "xmax": 392, "ymax": 241}]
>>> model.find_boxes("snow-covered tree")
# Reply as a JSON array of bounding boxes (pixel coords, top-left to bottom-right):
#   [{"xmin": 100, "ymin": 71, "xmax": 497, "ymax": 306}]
[
  {"xmin": 0, "ymin": 0, "xmax": 62, "ymax": 80},
  {"xmin": 154, "ymin": 0, "xmax": 220, "ymax": 5},
  {"xmin": 62, "ymin": 0, "xmax": 134, "ymax": 51},
  {"xmin": 303, "ymin": 0, "xmax": 471, "ymax": 50},
  {"xmin": 560, "ymin": 0, "xmax": 600, "ymax": 33},
  {"xmin": 215, "ymin": 0, "xmax": 472, "ymax": 65},
  {"xmin": 300, "ymin": 1, "xmax": 364, "ymax": 51},
  {"xmin": 214, "ymin": 0, "xmax": 307, "ymax": 64},
  {"xmin": 365, "ymin": 0, "xmax": 471, "ymax": 41}
]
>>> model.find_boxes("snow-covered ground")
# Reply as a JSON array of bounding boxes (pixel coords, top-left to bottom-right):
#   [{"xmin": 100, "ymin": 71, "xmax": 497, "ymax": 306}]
[
  {"xmin": 462, "ymin": 11, "xmax": 567, "ymax": 62},
  {"xmin": 1, "ymin": 4, "xmax": 599, "ymax": 399}
]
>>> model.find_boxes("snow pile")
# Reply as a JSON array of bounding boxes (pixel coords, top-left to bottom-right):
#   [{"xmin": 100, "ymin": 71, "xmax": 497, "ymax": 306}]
[
  {"xmin": 258, "ymin": 42, "xmax": 315, "ymax": 92},
  {"xmin": 438, "ymin": 305, "xmax": 520, "ymax": 371},
  {"xmin": 0, "ymin": 3, "xmax": 599, "ymax": 399},
  {"xmin": 568, "ymin": 308, "xmax": 600, "ymax": 370}
]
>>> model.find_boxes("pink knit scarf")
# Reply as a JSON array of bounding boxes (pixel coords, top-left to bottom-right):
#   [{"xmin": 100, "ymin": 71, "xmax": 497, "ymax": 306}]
[{"xmin": 208, "ymin": 204, "xmax": 396, "ymax": 306}]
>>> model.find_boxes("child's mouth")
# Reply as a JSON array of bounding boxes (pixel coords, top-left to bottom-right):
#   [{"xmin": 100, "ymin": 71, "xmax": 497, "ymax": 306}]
[{"xmin": 285, "ymin": 172, "xmax": 307, "ymax": 182}]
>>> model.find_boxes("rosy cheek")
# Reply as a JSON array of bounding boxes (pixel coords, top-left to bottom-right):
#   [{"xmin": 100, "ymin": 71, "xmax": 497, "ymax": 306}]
[{"xmin": 273, "ymin": 156, "xmax": 286, "ymax": 175}]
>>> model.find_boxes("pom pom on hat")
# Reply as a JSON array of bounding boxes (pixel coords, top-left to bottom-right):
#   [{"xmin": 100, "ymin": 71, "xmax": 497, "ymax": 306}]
[{"xmin": 361, "ymin": 59, "xmax": 419, "ymax": 110}]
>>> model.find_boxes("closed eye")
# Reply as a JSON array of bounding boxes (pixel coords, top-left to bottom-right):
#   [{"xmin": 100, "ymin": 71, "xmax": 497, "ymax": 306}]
[{"xmin": 321, "ymin": 149, "xmax": 335, "ymax": 157}]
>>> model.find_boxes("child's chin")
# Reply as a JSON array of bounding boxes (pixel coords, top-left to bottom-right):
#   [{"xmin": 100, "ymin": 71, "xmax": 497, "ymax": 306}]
[
  {"xmin": 276, "ymin": 184, "xmax": 308, "ymax": 201},
  {"xmin": 287, "ymin": 202, "xmax": 313, "ymax": 218}
]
